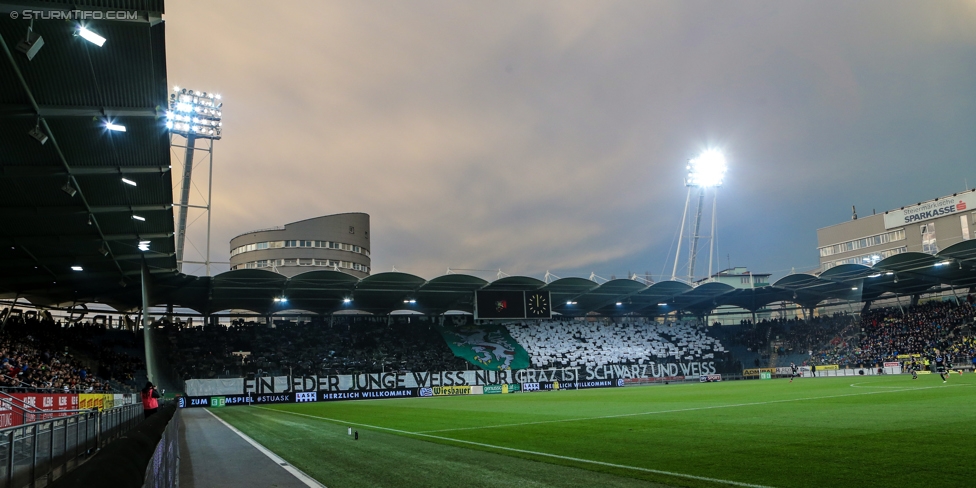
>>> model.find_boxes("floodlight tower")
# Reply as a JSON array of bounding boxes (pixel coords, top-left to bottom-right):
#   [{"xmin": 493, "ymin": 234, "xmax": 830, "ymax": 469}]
[
  {"xmin": 166, "ymin": 87, "xmax": 223, "ymax": 275},
  {"xmin": 670, "ymin": 150, "xmax": 727, "ymax": 284}
]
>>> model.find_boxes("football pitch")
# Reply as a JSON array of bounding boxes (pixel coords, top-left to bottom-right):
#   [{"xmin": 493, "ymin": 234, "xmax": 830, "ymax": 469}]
[{"xmin": 213, "ymin": 374, "xmax": 975, "ymax": 487}]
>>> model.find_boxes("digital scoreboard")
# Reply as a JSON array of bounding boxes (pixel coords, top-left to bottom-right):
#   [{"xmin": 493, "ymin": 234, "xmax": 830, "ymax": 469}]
[{"xmin": 474, "ymin": 290, "xmax": 551, "ymax": 319}]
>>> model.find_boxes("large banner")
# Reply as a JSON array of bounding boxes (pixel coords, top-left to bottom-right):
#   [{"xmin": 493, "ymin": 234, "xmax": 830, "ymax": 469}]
[
  {"xmin": 182, "ymin": 363, "xmax": 721, "ymax": 405},
  {"xmin": 437, "ymin": 323, "xmax": 531, "ymax": 371},
  {"xmin": 0, "ymin": 394, "xmax": 79, "ymax": 428},
  {"xmin": 883, "ymin": 190, "xmax": 975, "ymax": 229}
]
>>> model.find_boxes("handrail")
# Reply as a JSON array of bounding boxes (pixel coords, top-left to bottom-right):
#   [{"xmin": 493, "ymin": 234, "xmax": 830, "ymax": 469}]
[
  {"xmin": 0, "ymin": 402, "xmax": 144, "ymax": 488},
  {"xmin": 0, "ymin": 391, "xmax": 43, "ymax": 414}
]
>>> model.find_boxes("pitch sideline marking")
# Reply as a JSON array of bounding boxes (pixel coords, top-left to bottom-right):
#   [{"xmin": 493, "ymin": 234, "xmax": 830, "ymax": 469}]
[
  {"xmin": 413, "ymin": 384, "xmax": 954, "ymax": 434},
  {"xmin": 254, "ymin": 406, "xmax": 773, "ymax": 488},
  {"xmin": 204, "ymin": 408, "xmax": 326, "ymax": 488}
]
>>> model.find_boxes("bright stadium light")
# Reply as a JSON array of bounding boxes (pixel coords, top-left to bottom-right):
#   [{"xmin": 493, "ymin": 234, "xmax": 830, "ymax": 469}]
[
  {"xmin": 76, "ymin": 26, "xmax": 106, "ymax": 47},
  {"xmin": 71, "ymin": 266, "xmax": 83, "ymax": 271},
  {"xmin": 105, "ymin": 122, "xmax": 126, "ymax": 132},
  {"xmin": 121, "ymin": 178, "xmax": 137, "ymax": 187},
  {"xmin": 343, "ymin": 298, "xmax": 352, "ymax": 304},
  {"xmin": 167, "ymin": 88, "xmax": 223, "ymax": 140},
  {"xmin": 685, "ymin": 149, "xmax": 727, "ymax": 188},
  {"xmin": 137, "ymin": 241, "xmax": 151, "ymax": 252}
]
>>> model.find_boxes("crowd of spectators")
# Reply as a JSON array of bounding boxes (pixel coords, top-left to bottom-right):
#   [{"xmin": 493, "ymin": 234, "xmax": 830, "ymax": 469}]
[
  {"xmin": 810, "ymin": 300, "xmax": 975, "ymax": 367},
  {"xmin": 159, "ymin": 315, "xmax": 469, "ymax": 379},
  {"xmin": 0, "ymin": 314, "xmax": 140, "ymax": 392}
]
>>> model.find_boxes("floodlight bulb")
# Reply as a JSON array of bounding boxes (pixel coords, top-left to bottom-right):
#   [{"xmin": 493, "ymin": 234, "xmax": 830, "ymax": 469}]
[
  {"xmin": 105, "ymin": 122, "xmax": 126, "ymax": 132},
  {"xmin": 77, "ymin": 27, "xmax": 106, "ymax": 47},
  {"xmin": 121, "ymin": 178, "xmax": 137, "ymax": 186},
  {"xmin": 686, "ymin": 149, "xmax": 728, "ymax": 187},
  {"xmin": 71, "ymin": 266, "xmax": 83, "ymax": 271}
]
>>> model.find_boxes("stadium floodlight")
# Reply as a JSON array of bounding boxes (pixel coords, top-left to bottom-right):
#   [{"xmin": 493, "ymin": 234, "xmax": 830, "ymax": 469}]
[
  {"xmin": 851, "ymin": 287, "xmax": 858, "ymax": 291},
  {"xmin": 167, "ymin": 88, "xmax": 223, "ymax": 140},
  {"xmin": 685, "ymin": 149, "xmax": 727, "ymax": 188},
  {"xmin": 61, "ymin": 181, "xmax": 77, "ymax": 197},
  {"xmin": 76, "ymin": 26, "xmax": 106, "ymax": 47},
  {"xmin": 273, "ymin": 297, "xmax": 288, "ymax": 303},
  {"xmin": 121, "ymin": 178, "xmax": 137, "ymax": 187},
  {"xmin": 71, "ymin": 266, "xmax": 83, "ymax": 271},
  {"xmin": 657, "ymin": 303, "xmax": 668, "ymax": 306},
  {"xmin": 343, "ymin": 298, "xmax": 352, "ymax": 304},
  {"xmin": 615, "ymin": 302, "xmax": 622, "ymax": 306},
  {"xmin": 105, "ymin": 122, "xmax": 126, "ymax": 132},
  {"xmin": 934, "ymin": 260, "xmax": 951, "ymax": 267},
  {"xmin": 15, "ymin": 24, "xmax": 44, "ymax": 61},
  {"xmin": 28, "ymin": 119, "xmax": 48, "ymax": 144},
  {"xmin": 132, "ymin": 215, "xmax": 145, "ymax": 221},
  {"xmin": 137, "ymin": 241, "xmax": 151, "ymax": 252},
  {"xmin": 867, "ymin": 273, "xmax": 881, "ymax": 278}
]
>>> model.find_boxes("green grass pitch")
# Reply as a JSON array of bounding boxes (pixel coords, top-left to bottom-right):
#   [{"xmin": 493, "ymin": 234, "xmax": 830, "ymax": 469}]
[{"xmin": 213, "ymin": 373, "xmax": 975, "ymax": 487}]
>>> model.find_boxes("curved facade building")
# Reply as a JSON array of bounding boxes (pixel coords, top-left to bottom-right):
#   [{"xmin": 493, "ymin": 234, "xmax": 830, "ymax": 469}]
[{"xmin": 229, "ymin": 213, "xmax": 370, "ymax": 278}]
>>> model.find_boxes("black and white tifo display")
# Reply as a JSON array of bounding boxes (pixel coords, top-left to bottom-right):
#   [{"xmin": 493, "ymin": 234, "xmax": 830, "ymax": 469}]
[{"xmin": 178, "ymin": 366, "xmax": 722, "ymax": 408}]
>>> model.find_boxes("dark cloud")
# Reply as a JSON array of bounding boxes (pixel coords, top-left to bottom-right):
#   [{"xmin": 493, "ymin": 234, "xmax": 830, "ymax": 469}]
[{"xmin": 167, "ymin": 0, "xmax": 976, "ymax": 281}]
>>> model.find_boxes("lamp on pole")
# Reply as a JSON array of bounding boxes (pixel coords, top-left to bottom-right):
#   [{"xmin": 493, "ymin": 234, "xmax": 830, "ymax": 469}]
[
  {"xmin": 167, "ymin": 87, "xmax": 223, "ymax": 275},
  {"xmin": 671, "ymin": 149, "xmax": 727, "ymax": 284}
]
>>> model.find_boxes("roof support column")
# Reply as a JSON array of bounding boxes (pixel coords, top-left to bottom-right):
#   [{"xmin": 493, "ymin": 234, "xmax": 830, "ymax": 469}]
[
  {"xmin": 894, "ymin": 294, "xmax": 905, "ymax": 317},
  {"xmin": 141, "ymin": 264, "xmax": 155, "ymax": 385},
  {"xmin": 0, "ymin": 294, "xmax": 19, "ymax": 333}
]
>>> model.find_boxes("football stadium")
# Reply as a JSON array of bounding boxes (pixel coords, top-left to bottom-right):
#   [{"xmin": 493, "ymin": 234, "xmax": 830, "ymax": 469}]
[{"xmin": 1, "ymin": 1, "xmax": 976, "ymax": 487}]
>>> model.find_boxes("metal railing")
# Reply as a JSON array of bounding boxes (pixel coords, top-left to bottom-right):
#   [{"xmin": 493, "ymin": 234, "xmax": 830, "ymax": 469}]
[{"xmin": 0, "ymin": 403, "xmax": 142, "ymax": 488}]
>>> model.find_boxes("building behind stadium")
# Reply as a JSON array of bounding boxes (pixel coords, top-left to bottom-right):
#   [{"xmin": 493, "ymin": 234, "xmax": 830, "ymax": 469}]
[
  {"xmin": 817, "ymin": 189, "xmax": 976, "ymax": 272},
  {"xmin": 229, "ymin": 213, "xmax": 371, "ymax": 278}
]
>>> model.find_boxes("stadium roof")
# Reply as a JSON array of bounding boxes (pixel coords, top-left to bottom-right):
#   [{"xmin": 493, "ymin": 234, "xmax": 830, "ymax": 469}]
[
  {"xmin": 0, "ymin": 0, "xmax": 174, "ymax": 308},
  {"xmin": 136, "ymin": 242, "xmax": 976, "ymax": 316},
  {"xmin": 2, "ymin": 1, "xmax": 976, "ymax": 319}
]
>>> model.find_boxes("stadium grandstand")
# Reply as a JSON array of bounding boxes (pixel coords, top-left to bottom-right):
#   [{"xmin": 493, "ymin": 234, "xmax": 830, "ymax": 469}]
[{"xmin": 2, "ymin": 1, "xmax": 976, "ymax": 488}]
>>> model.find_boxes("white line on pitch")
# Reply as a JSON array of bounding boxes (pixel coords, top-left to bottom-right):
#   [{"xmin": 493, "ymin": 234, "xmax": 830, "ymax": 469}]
[
  {"xmin": 255, "ymin": 407, "xmax": 772, "ymax": 488},
  {"xmin": 205, "ymin": 409, "xmax": 326, "ymax": 488},
  {"xmin": 413, "ymin": 384, "xmax": 954, "ymax": 433}
]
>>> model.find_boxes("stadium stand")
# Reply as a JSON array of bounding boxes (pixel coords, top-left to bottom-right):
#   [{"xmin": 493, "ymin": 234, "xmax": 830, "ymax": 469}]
[
  {"xmin": 810, "ymin": 300, "xmax": 976, "ymax": 367},
  {"xmin": 504, "ymin": 319, "xmax": 733, "ymax": 370},
  {"xmin": 158, "ymin": 316, "xmax": 469, "ymax": 378},
  {"xmin": 0, "ymin": 315, "xmax": 142, "ymax": 393}
]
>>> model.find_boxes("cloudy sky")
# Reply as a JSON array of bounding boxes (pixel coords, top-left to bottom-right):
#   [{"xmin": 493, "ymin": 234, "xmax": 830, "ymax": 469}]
[{"xmin": 165, "ymin": 0, "xmax": 976, "ymax": 282}]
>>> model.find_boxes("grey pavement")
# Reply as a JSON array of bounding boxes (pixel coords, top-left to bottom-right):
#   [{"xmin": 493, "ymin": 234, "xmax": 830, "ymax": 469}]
[{"xmin": 179, "ymin": 408, "xmax": 314, "ymax": 488}]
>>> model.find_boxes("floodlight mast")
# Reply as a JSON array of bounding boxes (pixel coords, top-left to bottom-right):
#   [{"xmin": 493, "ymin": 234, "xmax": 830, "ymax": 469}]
[
  {"xmin": 167, "ymin": 87, "xmax": 223, "ymax": 275},
  {"xmin": 670, "ymin": 150, "xmax": 726, "ymax": 285}
]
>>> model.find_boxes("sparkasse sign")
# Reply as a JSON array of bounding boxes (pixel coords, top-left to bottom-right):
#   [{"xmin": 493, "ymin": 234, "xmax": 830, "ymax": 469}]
[{"xmin": 883, "ymin": 190, "xmax": 975, "ymax": 229}]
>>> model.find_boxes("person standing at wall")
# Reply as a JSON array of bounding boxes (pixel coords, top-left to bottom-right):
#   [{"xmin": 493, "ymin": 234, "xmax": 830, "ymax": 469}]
[{"xmin": 141, "ymin": 381, "xmax": 161, "ymax": 418}]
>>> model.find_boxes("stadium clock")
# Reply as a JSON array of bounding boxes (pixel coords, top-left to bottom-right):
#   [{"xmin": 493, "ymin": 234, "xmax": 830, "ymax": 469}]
[{"xmin": 526, "ymin": 292, "xmax": 551, "ymax": 318}]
